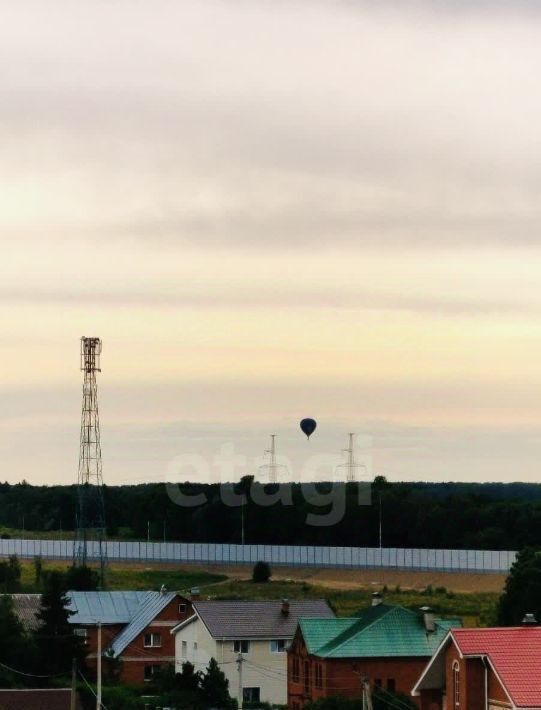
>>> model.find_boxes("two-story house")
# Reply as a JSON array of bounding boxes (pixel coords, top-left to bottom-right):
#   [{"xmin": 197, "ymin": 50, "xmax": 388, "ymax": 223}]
[
  {"xmin": 412, "ymin": 623, "xmax": 541, "ymax": 709},
  {"xmin": 171, "ymin": 599, "xmax": 334, "ymax": 707},
  {"xmin": 10, "ymin": 590, "xmax": 195, "ymax": 684},
  {"xmin": 66, "ymin": 589, "xmax": 194, "ymax": 684}
]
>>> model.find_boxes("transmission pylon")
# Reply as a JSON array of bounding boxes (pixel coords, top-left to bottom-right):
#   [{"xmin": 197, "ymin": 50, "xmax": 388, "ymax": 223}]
[
  {"xmin": 74, "ymin": 337, "xmax": 107, "ymax": 584},
  {"xmin": 335, "ymin": 433, "xmax": 366, "ymax": 482},
  {"xmin": 258, "ymin": 434, "xmax": 288, "ymax": 483}
]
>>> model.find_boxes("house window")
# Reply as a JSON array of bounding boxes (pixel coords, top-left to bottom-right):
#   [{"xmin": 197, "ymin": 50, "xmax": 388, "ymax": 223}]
[
  {"xmin": 243, "ymin": 687, "xmax": 260, "ymax": 703},
  {"xmin": 233, "ymin": 640, "xmax": 250, "ymax": 654},
  {"xmin": 194, "ymin": 641, "xmax": 198, "ymax": 651},
  {"xmin": 453, "ymin": 661, "xmax": 460, "ymax": 707},
  {"xmin": 182, "ymin": 640, "xmax": 187, "ymax": 658},
  {"xmin": 74, "ymin": 628, "xmax": 88, "ymax": 645},
  {"xmin": 292, "ymin": 656, "xmax": 300, "ymax": 683},
  {"xmin": 179, "ymin": 603, "xmax": 187, "ymax": 615},
  {"xmin": 374, "ymin": 679, "xmax": 382, "ymax": 688},
  {"xmin": 315, "ymin": 663, "xmax": 323, "ymax": 689},
  {"xmin": 144, "ymin": 632, "xmax": 162, "ymax": 648},
  {"xmin": 144, "ymin": 665, "xmax": 160, "ymax": 682},
  {"xmin": 387, "ymin": 679, "xmax": 396, "ymax": 692},
  {"xmin": 270, "ymin": 639, "xmax": 289, "ymax": 653},
  {"xmin": 304, "ymin": 660, "xmax": 311, "ymax": 694}
]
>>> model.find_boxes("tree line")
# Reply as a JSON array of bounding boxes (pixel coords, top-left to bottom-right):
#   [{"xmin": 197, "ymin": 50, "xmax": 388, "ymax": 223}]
[{"xmin": 3, "ymin": 478, "xmax": 541, "ymax": 549}]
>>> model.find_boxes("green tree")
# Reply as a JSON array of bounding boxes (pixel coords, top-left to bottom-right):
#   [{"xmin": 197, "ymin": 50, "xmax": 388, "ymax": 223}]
[
  {"xmin": 252, "ymin": 561, "xmax": 271, "ymax": 583},
  {"xmin": 65, "ymin": 565, "xmax": 100, "ymax": 591},
  {"xmin": 100, "ymin": 685, "xmax": 145, "ymax": 710},
  {"xmin": 34, "ymin": 556, "xmax": 43, "ymax": 588},
  {"xmin": 498, "ymin": 547, "xmax": 541, "ymax": 625},
  {"xmin": 35, "ymin": 571, "xmax": 84, "ymax": 675},
  {"xmin": 0, "ymin": 595, "xmax": 37, "ymax": 687},
  {"xmin": 0, "ymin": 555, "xmax": 22, "ymax": 592},
  {"xmin": 154, "ymin": 663, "xmax": 204, "ymax": 709},
  {"xmin": 200, "ymin": 657, "xmax": 236, "ymax": 709}
]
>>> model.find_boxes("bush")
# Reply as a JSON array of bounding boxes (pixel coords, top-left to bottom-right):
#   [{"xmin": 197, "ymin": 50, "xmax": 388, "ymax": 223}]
[{"xmin": 252, "ymin": 561, "xmax": 271, "ymax": 583}]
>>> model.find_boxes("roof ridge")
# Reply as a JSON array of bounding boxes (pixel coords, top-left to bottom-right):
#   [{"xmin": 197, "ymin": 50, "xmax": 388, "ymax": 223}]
[{"xmin": 320, "ymin": 605, "xmax": 396, "ymax": 655}]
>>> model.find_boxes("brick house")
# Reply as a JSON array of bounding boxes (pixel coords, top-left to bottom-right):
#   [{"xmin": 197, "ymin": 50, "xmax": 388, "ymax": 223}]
[
  {"xmin": 66, "ymin": 590, "xmax": 194, "ymax": 684},
  {"xmin": 412, "ymin": 624, "xmax": 541, "ymax": 709},
  {"xmin": 288, "ymin": 600, "xmax": 461, "ymax": 709},
  {"xmin": 10, "ymin": 590, "xmax": 194, "ymax": 684}
]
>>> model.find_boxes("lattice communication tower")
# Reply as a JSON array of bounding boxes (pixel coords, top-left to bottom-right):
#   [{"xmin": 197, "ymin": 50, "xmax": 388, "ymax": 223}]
[{"xmin": 74, "ymin": 337, "xmax": 107, "ymax": 583}]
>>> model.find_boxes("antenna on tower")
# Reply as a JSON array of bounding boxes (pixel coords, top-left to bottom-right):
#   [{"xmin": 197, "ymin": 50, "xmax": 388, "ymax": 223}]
[
  {"xmin": 335, "ymin": 433, "xmax": 366, "ymax": 482},
  {"xmin": 74, "ymin": 337, "xmax": 107, "ymax": 585},
  {"xmin": 258, "ymin": 434, "xmax": 288, "ymax": 484}
]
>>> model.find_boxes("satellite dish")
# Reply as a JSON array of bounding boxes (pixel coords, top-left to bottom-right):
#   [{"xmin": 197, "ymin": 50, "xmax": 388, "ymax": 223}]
[{"xmin": 300, "ymin": 418, "xmax": 317, "ymax": 439}]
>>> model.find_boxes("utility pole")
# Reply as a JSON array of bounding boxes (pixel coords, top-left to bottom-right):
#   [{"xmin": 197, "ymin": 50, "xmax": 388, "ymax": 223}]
[
  {"xmin": 236, "ymin": 652, "xmax": 244, "ymax": 710},
  {"xmin": 70, "ymin": 658, "xmax": 77, "ymax": 710},
  {"xmin": 241, "ymin": 504, "xmax": 245, "ymax": 546},
  {"xmin": 379, "ymin": 493, "xmax": 382, "ymax": 549},
  {"xmin": 147, "ymin": 520, "xmax": 150, "ymax": 543},
  {"xmin": 361, "ymin": 677, "xmax": 373, "ymax": 710},
  {"xmin": 96, "ymin": 623, "xmax": 102, "ymax": 710}
]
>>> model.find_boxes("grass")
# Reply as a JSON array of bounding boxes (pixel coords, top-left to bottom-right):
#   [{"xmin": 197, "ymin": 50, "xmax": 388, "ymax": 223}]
[
  {"xmin": 17, "ymin": 559, "xmax": 227, "ymax": 593},
  {"xmin": 14, "ymin": 559, "xmax": 500, "ymax": 626}
]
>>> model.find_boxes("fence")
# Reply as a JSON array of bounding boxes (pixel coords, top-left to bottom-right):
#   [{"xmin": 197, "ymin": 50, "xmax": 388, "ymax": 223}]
[{"xmin": 0, "ymin": 539, "xmax": 516, "ymax": 573}]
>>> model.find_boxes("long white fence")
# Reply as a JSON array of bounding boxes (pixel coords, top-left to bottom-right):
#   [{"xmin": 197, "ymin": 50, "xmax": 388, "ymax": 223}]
[{"xmin": 0, "ymin": 539, "xmax": 516, "ymax": 573}]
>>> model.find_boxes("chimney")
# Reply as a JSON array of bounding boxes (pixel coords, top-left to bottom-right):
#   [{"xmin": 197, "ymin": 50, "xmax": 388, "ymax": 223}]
[
  {"xmin": 190, "ymin": 587, "xmax": 201, "ymax": 601},
  {"xmin": 420, "ymin": 606, "xmax": 435, "ymax": 633},
  {"xmin": 371, "ymin": 592, "xmax": 383, "ymax": 607},
  {"xmin": 281, "ymin": 599, "xmax": 290, "ymax": 617},
  {"xmin": 522, "ymin": 613, "xmax": 538, "ymax": 626}
]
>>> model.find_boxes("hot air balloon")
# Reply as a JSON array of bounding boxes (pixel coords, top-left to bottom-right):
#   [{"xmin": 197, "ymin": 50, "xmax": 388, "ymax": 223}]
[{"xmin": 300, "ymin": 418, "xmax": 317, "ymax": 439}]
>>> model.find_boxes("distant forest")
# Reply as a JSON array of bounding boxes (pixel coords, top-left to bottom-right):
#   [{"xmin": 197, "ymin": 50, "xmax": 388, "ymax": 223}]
[{"xmin": 2, "ymin": 479, "xmax": 541, "ymax": 550}]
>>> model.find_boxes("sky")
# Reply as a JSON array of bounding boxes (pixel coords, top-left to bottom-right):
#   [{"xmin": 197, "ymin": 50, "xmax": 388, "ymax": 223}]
[{"xmin": 3, "ymin": 0, "xmax": 541, "ymax": 486}]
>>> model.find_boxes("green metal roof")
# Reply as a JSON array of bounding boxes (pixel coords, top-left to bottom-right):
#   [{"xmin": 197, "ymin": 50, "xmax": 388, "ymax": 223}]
[{"xmin": 299, "ymin": 604, "xmax": 461, "ymax": 659}]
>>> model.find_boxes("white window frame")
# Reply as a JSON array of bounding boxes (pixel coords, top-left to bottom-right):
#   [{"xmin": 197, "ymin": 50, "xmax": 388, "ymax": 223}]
[
  {"xmin": 453, "ymin": 660, "xmax": 460, "ymax": 707},
  {"xmin": 182, "ymin": 640, "xmax": 187, "ymax": 658},
  {"xmin": 144, "ymin": 632, "xmax": 162, "ymax": 648},
  {"xmin": 270, "ymin": 639, "xmax": 288, "ymax": 653}
]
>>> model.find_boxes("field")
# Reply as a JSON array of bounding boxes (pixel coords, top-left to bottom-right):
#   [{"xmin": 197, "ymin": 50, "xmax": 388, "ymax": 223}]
[{"xmin": 15, "ymin": 558, "xmax": 503, "ymax": 627}]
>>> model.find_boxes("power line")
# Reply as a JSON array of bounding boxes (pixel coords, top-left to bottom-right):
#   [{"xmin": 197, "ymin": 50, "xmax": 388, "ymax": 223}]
[{"xmin": 0, "ymin": 660, "xmax": 69, "ymax": 679}]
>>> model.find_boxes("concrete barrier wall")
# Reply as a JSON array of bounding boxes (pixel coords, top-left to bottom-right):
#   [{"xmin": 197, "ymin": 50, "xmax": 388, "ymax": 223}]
[{"xmin": 0, "ymin": 539, "xmax": 516, "ymax": 573}]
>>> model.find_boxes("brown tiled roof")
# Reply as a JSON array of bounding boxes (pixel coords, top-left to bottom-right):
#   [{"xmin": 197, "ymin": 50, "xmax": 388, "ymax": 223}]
[
  {"xmin": 0, "ymin": 689, "xmax": 83, "ymax": 710},
  {"xmin": 192, "ymin": 599, "xmax": 334, "ymax": 639}
]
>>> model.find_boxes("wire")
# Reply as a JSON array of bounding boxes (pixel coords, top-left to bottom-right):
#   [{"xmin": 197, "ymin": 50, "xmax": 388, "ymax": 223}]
[
  {"xmin": 78, "ymin": 670, "xmax": 110, "ymax": 710},
  {"xmin": 0, "ymin": 660, "xmax": 69, "ymax": 679},
  {"xmin": 372, "ymin": 685, "xmax": 416, "ymax": 710}
]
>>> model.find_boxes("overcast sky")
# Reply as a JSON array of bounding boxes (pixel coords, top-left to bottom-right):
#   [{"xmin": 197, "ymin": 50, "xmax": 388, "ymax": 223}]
[{"xmin": 3, "ymin": 0, "xmax": 541, "ymax": 486}]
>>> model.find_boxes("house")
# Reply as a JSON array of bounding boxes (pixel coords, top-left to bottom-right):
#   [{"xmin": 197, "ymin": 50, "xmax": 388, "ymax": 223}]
[
  {"xmin": 0, "ymin": 689, "xmax": 83, "ymax": 710},
  {"xmin": 171, "ymin": 598, "xmax": 334, "ymax": 707},
  {"xmin": 288, "ymin": 598, "xmax": 461, "ymax": 709},
  {"xmin": 412, "ymin": 623, "xmax": 541, "ymax": 709},
  {"xmin": 67, "ymin": 590, "xmax": 194, "ymax": 684},
  {"xmin": 9, "ymin": 590, "xmax": 195, "ymax": 685}
]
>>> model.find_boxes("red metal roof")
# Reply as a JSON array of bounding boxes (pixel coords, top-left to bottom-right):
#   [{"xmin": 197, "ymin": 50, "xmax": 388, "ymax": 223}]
[{"xmin": 452, "ymin": 627, "xmax": 541, "ymax": 708}]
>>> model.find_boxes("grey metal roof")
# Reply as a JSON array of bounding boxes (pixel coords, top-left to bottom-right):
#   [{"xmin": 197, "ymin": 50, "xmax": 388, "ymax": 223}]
[
  {"xmin": 5, "ymin": 594, "xmax": 42, "ymax": 632},
  {"xmin": 66, "ymin": 591, "xmax": 149, "ymax": 625},
  {"xmin": 108, "ymin": 591, "xmax": 177, "ymax": 657},
  {"xmin": 192, "ymin": 599, "xmax": 334, "ymax": 640}
]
